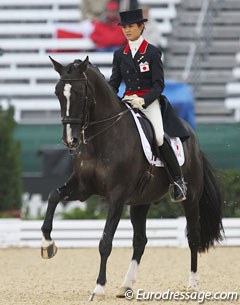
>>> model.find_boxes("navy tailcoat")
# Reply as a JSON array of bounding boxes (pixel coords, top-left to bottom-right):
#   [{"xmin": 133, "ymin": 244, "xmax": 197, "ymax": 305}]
[
  {"xmin": 109, "ymin": 39, "xmax": 164, "ymax": 107},
  {"xmin": 108, "ymin": 40, "xmax": 189, "ymax": 140}
]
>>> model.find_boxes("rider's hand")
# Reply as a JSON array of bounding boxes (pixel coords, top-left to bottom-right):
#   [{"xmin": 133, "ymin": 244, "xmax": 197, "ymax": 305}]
[
  {"xmin": 130, "ymin": 97, "xmax": 145, "ymax": 110},
  {"xmin": 122, "ymin": 94, "xmax": 138, "ymax": 102},
  {"xmin": 122, "ymin": 95, "xmax": 145, "ymax": 110}
]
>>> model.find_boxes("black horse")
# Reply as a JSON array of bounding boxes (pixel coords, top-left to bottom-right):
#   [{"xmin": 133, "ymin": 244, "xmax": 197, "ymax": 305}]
[{"xmin": 41, "ymin": 56, "xmax": 224, "ymax": 299}]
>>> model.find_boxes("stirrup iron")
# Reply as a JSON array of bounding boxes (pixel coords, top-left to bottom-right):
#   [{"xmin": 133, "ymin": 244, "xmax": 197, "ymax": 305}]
[{"xmin": 169, "ymin": 179, "xmax": 187, "ymax": 203}]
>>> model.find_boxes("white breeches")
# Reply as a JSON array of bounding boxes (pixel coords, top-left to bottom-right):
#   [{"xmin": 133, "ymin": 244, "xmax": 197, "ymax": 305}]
[{"xmin": 141, "ymin": 99, "xmax": 164, "ymax": 146}]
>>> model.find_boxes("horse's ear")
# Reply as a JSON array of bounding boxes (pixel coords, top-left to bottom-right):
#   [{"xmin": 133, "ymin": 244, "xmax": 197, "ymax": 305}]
[
  {"xmin": 81, "ymin": 56, "xmax": 89, "ymax": 72},
  {"xmin": 49, "ymin": 56, "xmax": 63, "ymax": 75}
]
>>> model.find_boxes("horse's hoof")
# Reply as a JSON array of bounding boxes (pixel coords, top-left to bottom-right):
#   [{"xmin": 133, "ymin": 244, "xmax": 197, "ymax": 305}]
[
  {"xmin": 116, "ymin": 287, "xmax": 133, "ymax": 299},
  {"xmin": 89, "ymin": 284, "xmax": 105, "ymax": 301},
  {"xmin": 89, "ymin": 293, "xmax": 105, "ymax": 301},
  {"xmin": 188, "ymin": 272, "xmax": 199, "ymax": 291},
  {"xmin": 116, "ymin": 286, "xmax": 127, "ymax": 298},
  {"xmin": 41, "ymin": 242, "xmax": 57, "ymax": 259},
  {"xmin": 188, "ymin": 284, "xmax": 199, "ymax": 292}
]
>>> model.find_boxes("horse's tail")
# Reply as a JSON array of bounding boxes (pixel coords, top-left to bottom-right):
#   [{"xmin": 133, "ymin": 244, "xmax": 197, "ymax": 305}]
[{"xmin": 198, "ymin": 151, "xmax": 224, "ymax": 253}]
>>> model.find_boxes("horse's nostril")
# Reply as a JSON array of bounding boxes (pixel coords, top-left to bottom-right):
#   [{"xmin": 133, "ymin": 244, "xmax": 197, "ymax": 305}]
[{"xmin": 70, "ymin": 138, "xmax": 79, "ymax": 148}]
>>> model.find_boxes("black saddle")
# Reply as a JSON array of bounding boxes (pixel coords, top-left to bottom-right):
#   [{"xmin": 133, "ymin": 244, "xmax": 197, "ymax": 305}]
[{"xmin": 137, "ymin": 111, "xmax": 159, "ymax": 158}]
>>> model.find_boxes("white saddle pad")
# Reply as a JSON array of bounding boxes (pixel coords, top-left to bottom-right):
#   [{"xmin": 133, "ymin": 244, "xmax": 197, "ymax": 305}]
[{"xmin": 127, "ymin": 105, "xmax": 185, "ymax": 167}]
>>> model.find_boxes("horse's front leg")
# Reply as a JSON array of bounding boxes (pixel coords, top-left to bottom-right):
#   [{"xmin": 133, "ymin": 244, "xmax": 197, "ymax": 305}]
[
  {"xmin": 117, "ymin": 204, "xmax": 149, "ymax": 298},
  {"xmin": 41, "ymin": 173, "xmax": 78, "ymax": 259},
  {"xmin": 90, "ymin": 194, "xmax": 124, "ymax": 300}
]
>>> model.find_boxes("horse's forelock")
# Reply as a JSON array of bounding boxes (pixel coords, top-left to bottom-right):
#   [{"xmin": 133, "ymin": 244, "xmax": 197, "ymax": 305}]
[
  {"xmin": 64, "ymin": 60, "xmax": 86, "ymax": 76},
  {"xmin": 73, "ymin": 59, "xmax": 82, "ymax": 68},
  {"xmin": 62, "ymin": 60, "xmax": 106, "ymax": 88}
]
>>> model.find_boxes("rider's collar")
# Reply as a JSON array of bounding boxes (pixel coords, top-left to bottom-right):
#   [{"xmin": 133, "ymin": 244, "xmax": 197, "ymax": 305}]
[{"xmin": 123, "ymin": 38, "xmax": 148, "ymax": 55}]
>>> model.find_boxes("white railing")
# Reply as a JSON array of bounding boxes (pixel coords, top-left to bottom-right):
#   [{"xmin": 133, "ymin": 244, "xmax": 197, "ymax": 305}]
[
  {"xmin": 225, "ymin": 99, "xmax": 240, "ymax": 122},
  {"xmin": 0, "ymin": 218, "xmax": 239, "ymax": 248},
  {"xmin": 224, "ymin": 44, "xmax": 240, "ymax": 121},
  {"xmin": 0, "ymin": 53, "xmax": 113, "ymax": 66},
  {"xmin": 182, "ymin": 0, "xmax": 210, "ymax": 81},
  {"xmin": 0, "ymin": 38, "xmax": 96, "ymax": 52}
]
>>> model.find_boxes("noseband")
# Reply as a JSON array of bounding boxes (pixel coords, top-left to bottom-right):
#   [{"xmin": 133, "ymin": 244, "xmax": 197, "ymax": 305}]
[{"xmin": 59, "ymin": 72, "xmax": 130, "ymax": 146}]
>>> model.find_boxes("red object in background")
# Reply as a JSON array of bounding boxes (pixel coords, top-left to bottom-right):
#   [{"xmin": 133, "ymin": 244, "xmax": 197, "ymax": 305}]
[
  {"xmin": 48, "ymin": 29, "xmax": 84, "ymax": 53},
  {"xmin": 107, "ymin": 1, "xmax": 119, "ymax": 10},
  {"xmin": 90, "ymin": 21, "xmax": 126, "ymax": 49},
  {"xmin": 56, "ymin": 29, "xmax": 84, "ymax": 39}
]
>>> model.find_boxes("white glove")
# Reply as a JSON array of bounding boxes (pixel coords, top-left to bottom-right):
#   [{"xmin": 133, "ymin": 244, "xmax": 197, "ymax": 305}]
[
  {"xmin": 122, "ymin": 95, "xmax": 145, "ymax": 110},
  {"xmin": 131, "ymin": 97, "xmax": 145, "ymax": 109},
  {"xmin": 122, "ymin": 94, "xmax": 138, "ymax": 102}
]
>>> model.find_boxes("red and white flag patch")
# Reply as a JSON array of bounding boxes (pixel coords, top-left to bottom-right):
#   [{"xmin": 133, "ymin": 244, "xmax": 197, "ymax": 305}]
[{"xmin": 139, "ymin": 61, "xmax": 150, "ymax": 72}]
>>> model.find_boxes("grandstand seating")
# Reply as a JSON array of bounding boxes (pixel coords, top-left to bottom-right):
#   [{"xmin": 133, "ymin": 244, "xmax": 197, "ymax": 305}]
[
  {"xmin": 1, "ymin": 0, "xmax": 240, "ymax": 124},
  {"xmin": 225, "ymin": 46, "xmax": 240, "ymax": 121},
  {"xmin": 0, "ymin": 0, "xmax": 180, "ymax": 124},
  {"xmin": 165, "ymin": 0, "xmax": 240, "ymax": 123}
]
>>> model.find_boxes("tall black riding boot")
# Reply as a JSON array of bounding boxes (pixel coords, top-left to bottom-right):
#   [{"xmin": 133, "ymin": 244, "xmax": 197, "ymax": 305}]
[{"xmin": 159, "ymin": 139, "xmax": 187, "ymax": 202}]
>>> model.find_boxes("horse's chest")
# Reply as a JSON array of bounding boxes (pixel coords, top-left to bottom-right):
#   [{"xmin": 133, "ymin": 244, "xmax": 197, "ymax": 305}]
[
  {"xmin": 75, "ymin": 157, "xmax": 109, "ymax": 194},
  {"xmin": 73, "ymin": 153, "xmax": 95, "ymax": 182}
]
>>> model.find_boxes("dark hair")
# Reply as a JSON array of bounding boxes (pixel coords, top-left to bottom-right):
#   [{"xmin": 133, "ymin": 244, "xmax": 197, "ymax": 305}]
[{"xmin": 137, "ymin": 22, "xmax": 145, "ymax": 34}]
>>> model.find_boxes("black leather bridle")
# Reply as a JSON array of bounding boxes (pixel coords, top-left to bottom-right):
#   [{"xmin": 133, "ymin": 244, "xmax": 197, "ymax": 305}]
[
  {"xmin": 59, "ymin": 72, "xmax": 130, "ymax": 145},
  {"xmin": 60, "ymin": 72, "xmax": 89, "ymax": 126}
]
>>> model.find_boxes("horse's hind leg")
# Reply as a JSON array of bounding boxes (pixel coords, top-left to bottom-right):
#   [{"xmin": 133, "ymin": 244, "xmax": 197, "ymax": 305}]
[
  {"xmin": 41, "ymin": 173, "xmax": 78, "ymax": 259},
  {"xmin": 183, "ymin": 198, "xmax": 201, "ymax": 290},
  {"xmin": 117, "ymin": 204, "xmax": 150, "ymax": 298}
]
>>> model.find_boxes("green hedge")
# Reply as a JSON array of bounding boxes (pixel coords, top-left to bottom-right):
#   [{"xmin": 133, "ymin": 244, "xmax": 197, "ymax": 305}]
[
  {"xmin": 148, "ymin": 169, "xmax": 240, "ymax": 218},
  {"xmin": 0, "ymin": 106, "xmax": 22, "ymax": 215},
  {"xmin": 61, "ymin": 169, "xmax": 240, "ymax": 219},
  {"xmin": 62, "ymin": 196, "xmax": 107, "ymax": 220},
  {"xmin": 218, "ymin": 169, "xmax": 240, "ymax": 217}
]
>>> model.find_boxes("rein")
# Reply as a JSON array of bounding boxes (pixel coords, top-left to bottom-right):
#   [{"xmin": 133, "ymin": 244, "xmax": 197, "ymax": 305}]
[
  {"xmin": 81, "ymin": 108, "xmax": 130, "ymax": 144},
  {"xmin": 59, "ymin": 74, "xmax": 130, "ymax": 145}
]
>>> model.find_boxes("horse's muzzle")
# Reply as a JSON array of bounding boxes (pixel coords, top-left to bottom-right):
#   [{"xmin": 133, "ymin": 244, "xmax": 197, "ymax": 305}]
[{"xmin": 62, "ymin": 137, "xmax": 80, "ymax": 149}]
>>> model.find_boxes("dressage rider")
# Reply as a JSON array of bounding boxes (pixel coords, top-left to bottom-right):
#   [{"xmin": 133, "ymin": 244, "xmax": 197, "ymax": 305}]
[{"xmin": 108, "ymin": 9, "xmax": 187, "ymax": 202}]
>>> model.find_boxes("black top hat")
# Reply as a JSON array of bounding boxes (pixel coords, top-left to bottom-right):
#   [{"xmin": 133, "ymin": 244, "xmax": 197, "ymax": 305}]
[{"xmin": 118, "ymin": 9, "xmax": 148, "ymax": 26}]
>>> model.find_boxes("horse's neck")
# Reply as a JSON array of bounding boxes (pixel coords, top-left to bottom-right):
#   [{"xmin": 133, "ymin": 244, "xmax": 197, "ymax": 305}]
[{"xmin": 90, "ymin": 71, "xmax": 122, "ymax": 120}]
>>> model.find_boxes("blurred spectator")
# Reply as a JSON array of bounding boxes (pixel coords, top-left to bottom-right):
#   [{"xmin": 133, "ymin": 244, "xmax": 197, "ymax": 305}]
[
  {"xmin": 141, "ymin": 5, "xmax": 161, "ymax": 47},
  {"xmin": 80, "ymin": 0, "xmax": 109, "ymax": 20},
  {"xmin": 115, "ymin": 0, "xmax": 139, "ymax": 11},
  {"xmin": 90, "ymin": 1, "xmax": 127, "ymax": 51},
  {"xmin": 54, "ymin": 1, "xmax": 126, "ymax": 52}
]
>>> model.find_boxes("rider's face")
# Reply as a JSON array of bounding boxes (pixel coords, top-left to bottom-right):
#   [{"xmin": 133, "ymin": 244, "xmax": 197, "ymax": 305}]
[{"xmin": 122, "ymin": 23, "xmax": 144, "ymax": 41}]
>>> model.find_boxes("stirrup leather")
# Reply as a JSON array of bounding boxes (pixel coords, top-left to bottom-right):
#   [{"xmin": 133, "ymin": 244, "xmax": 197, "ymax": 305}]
[{"xmin": 169, "ymin": 179, "xmax": 187, "ymax": 203}]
